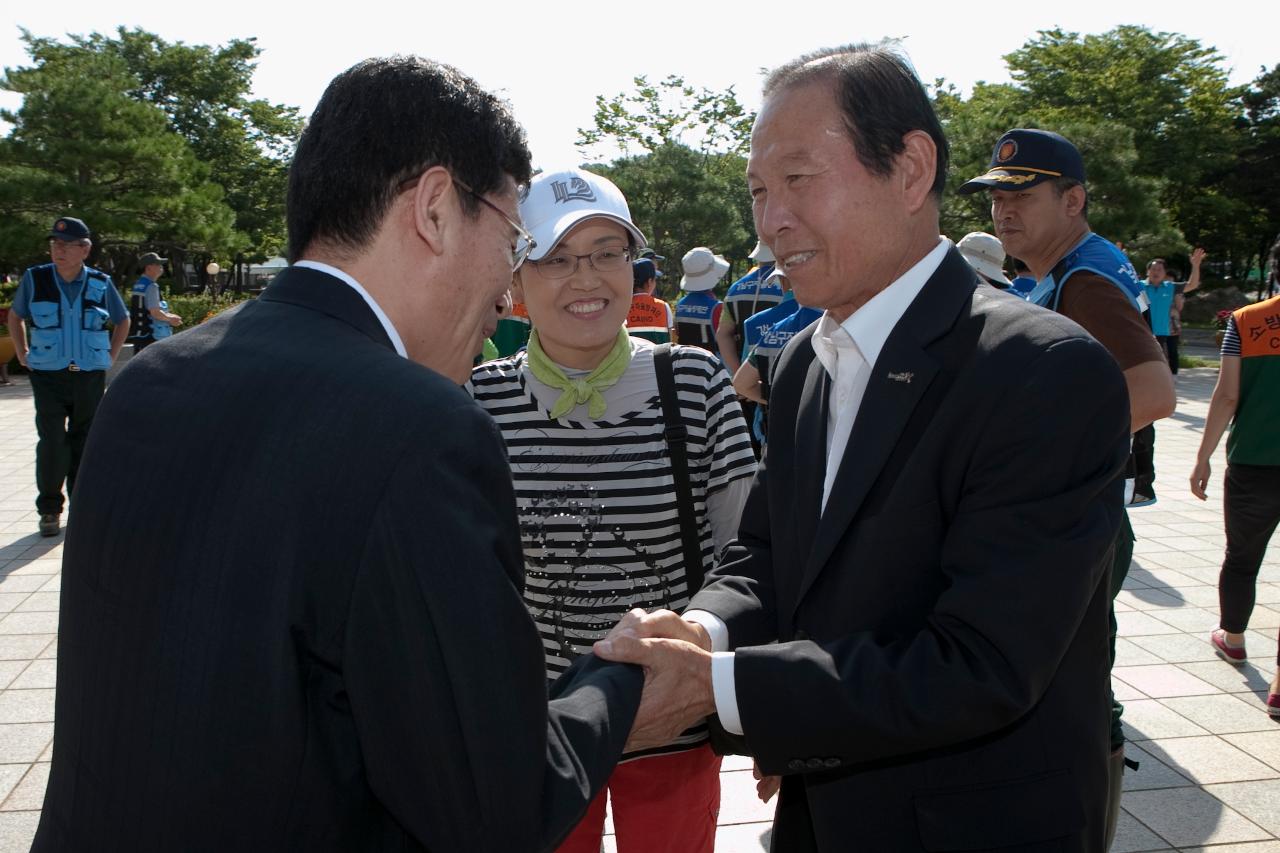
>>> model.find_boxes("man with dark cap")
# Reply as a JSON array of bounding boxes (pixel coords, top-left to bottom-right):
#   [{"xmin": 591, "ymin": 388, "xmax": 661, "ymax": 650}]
[
  {"xmin": 958, "ymin": 127, "xmax": 1176, "ymax": 848},
  {"xmin": 8, "ymin": 217, "xmax": 130, "ymax": 536},
  {"xmin": 626, "ymin": 257, "xmax": 673, "ymax": 343},
  {"xmin": 128, "ymin": 251, "xmax": 184, "ymax": 353}
]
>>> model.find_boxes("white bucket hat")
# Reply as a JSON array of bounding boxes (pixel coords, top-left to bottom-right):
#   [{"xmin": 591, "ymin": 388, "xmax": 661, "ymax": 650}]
[
  {"xmin": 518, "ymin": 168, "xmax": 647, "ymax": 262},
  {"xmin": 680, "ymin": 247, "xmax": 730, "ymax": 292},
  {"xmin": 749, "ymin": 240, "xmax": 774, "ymax": 263},
  {"xmin": 957, "ymin": 232, "xmax": 1011, "ymax": 286}
]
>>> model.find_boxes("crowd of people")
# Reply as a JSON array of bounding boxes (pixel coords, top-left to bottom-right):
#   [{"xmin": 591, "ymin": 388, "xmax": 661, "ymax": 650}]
[{"xmin": 5, "ymin": 40, "xmax": 1278, "ymax": 853}]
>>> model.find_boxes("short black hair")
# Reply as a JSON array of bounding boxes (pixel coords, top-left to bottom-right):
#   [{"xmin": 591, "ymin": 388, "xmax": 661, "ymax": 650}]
[
  {"xmin": 1049, "ymin": 176, "xmax": 1089, "ymax": 218},
  {"xmin": 763, "ymin": 43, "xmax": 949, "ymax": 199},
  {"xmin": 286, "ymin": 55, "xmax": 532, "ymax": 262}
]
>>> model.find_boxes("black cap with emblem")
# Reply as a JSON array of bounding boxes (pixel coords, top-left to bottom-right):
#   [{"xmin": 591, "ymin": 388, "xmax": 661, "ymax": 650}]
[{"xmin": 957, "ymin": 129, "xmax": 1085, "ymax": 195}]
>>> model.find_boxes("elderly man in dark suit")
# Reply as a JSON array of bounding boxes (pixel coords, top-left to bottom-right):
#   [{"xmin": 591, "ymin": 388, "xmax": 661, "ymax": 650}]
[
  {"xmin": 33, "ymin": 57, "xmax": 644, "ymax": 852},
  {"xmin": 597, "ymin": 43, "xmax": 1130, "ymax": 851}
]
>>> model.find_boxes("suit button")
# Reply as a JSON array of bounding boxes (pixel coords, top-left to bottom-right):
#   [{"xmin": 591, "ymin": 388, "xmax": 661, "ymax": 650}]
[
  {"xmin": 787, "ymin": 759, "xmax": 805, "ymax": 771},
  {"xmin": 824, "ymin": 758, "xmax": 841, "ymax": 769},
  {"xmin": 806, "ymin": 757, "xmax": 824, "ymax": 770}
]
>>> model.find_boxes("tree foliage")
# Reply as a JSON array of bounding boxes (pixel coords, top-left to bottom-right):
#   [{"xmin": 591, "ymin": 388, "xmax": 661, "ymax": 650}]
[
  {"xmin": 0, "ymin": 28, "xmax": 301, "ymax": 281},
  {"xmin": 577, "ymin": 75, "xmax": 756, "ymax": 285}
]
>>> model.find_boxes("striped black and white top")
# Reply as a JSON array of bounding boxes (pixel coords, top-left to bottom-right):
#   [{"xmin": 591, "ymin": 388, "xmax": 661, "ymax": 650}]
[{"xmin": 470, "ymin": 342, "xmax": 756, "ymax": 757}]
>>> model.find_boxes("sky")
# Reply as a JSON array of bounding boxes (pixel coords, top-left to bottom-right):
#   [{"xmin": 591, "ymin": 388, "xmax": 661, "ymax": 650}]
[{"xmin": 1, "ymin": 0, "xmax": 1273, "ymax": 169}]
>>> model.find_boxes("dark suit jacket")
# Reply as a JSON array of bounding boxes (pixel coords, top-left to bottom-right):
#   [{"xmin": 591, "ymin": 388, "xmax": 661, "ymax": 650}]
[
  {"xmin": 690, "ymin": 247, "xmax": 1129, "ymax": 852},
  {"xmin": 33, "ymin": 266, "xmax": 642, "ymax": 852}
]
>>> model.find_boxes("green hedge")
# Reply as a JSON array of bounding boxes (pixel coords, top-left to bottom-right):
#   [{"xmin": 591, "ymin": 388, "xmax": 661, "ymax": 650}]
[{"xmin": 162, "ymin": 293, "xmax": 254, "ymax": 332}]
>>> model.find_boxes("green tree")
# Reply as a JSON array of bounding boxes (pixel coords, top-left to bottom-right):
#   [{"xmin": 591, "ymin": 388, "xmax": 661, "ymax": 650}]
[
  {"xmin": 0, "ymin": 34, "xmax": 238, "ymax": 278},
  {"xmin": 1002, "ymin": 26, "xmax": 1244, "ymax": 270},
  {"xmin": 1232, "ymin": 64, "xmax": 1280, "ymax": 292},
  {"xmin": 578, "ymin": 76, "xmax": 757, "ymax": 284},
  {"xmin": 0, "ymin": 28, "xmax": 302, "ymax": 284}
]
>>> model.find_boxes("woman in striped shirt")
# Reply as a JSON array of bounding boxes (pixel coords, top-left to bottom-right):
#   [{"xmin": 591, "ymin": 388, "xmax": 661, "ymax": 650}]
[{"xmin": 469, "ymin": 168, "xmax": 756, "ymax": 853}]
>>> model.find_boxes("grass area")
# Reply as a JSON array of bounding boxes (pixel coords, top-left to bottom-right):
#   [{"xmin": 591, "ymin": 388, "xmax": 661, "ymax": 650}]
[{"xmin": 1179, "ymin": 354, "xmax": 1217, "ymax": 369}]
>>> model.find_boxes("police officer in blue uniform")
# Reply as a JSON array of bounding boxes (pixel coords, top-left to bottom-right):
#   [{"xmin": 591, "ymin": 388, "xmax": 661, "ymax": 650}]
[
  {"xmin": 9, "ymin": 217, "xmax": 130, "ymax": 536},
  {"xmin": 128, "ymin": 252, "xmax": 183, "ymax": 352},
  {"xmin": 959, "ymin": 129, "xmax": 1175, "ymax": 850}
]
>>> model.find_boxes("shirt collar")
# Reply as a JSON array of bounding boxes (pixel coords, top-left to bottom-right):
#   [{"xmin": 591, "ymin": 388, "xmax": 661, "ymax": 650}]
[
  {"xmin": 812, "ymin": 237, "xmax": 949, "ymax": 379},
  {"xmin": 54, "ymin": 265, "xmax": 87, "ymax": 287},
  {"xmin": 294, "ymin": 260, "xmax": 407, "ymax": 358}
]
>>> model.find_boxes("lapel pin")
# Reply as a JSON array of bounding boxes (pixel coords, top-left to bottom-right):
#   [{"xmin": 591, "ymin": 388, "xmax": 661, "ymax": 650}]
[{"xmin": 887, "ymin": 371, "xmax": 914, "ymax": 384}]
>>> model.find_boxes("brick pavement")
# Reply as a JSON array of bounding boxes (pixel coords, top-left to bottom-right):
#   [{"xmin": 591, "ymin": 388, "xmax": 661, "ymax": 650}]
[{"xmin": 0, "ymin": 366, "xmax": 1273, "ymax": 851}]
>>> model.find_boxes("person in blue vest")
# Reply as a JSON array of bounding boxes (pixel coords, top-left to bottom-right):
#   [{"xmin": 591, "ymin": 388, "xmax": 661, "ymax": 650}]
[
  {"xmin": 8, "ymin": 217, "xmax": 131, "ymax": 537},
  {"xmin": 733, "ymin": 290, "xmax": 821, "ymax": 445},
  {"xmin": 715, "ymin": 240, "xmax": 783, "ymax": 377},
  {"xmin": 128, "ymin": 252, "xmax": 184, "ymax": 353},
  {"xmin": 1008, "ymin": 257, "xmax": 1036, "ymax": 296},
  {"xmin": 738, "ymin": 268, "xmax": 798, "ymax": 364},
  {"xmin": 673, "ymin": 247, "xmax": 728, "ymax": 356},
  {"xmin": 959, "ymin": 127, "xmax": 1175, "ymax": 850}
]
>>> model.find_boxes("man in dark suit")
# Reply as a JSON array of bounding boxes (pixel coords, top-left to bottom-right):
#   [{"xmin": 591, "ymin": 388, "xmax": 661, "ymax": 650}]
[
  {"xmin": 596, "ymin": 43, "xmax": 1130, "ymax": 851},
  {"xmin": 34, "ymin": 57, "xmax": 643, "ymax": 852}
]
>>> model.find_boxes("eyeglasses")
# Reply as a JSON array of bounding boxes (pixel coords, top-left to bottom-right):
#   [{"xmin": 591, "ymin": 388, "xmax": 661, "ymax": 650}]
[
  {"xmin": 397, "ymin": 172, "xmax": 536, "ymax": 272},
  {"xmin": 452, "ymin": 178, "xmax": 537, "ymax": 272},
  {"xmin": 527, "ymin": 245, "xmax": 634, "ymax": 280}
]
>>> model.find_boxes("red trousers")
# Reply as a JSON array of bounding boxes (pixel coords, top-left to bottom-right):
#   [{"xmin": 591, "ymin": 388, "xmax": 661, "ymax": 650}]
[{"xmin": 556, "ymin": 744, "xmax": 722, "ymax": 853}]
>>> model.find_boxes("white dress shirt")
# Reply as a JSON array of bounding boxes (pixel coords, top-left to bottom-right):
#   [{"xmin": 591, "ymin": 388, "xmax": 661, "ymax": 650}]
[
  {"xmin": 294, "ymin": 260, "xmax": 407, "ymax": 358},
  {"xmin": 686, "ymin": 237, "xmax": 951, "ymax": 735}
]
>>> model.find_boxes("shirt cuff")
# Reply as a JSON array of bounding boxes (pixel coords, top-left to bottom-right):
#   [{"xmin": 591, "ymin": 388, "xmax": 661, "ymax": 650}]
[
  {"xmin": 711, "ymin": 652, "xmax": 744, "ymax": 736},
  {"xmin": 683, "ymin": 610, "xmax": 729, "ymax": 653}
]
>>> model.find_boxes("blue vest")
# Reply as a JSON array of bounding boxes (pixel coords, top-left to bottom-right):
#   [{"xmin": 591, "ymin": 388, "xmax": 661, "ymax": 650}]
[
  {"xmin": 24, "ymin": 264, "xmax": 114, "ymax": 371},
  {"xmin": 675, "ymin": 291, "xmax": 721, "ymax": 355},
  {"xmin": 751, "ymin": 305, "xmax": 822, "ymax": 442},
  {"xmin": 723, "ymin": 264, "xmax": 784, "ymax": 349},
  {"xmin": 130, "ymin": 278, "xmax": 172, "ymax": 340},
  {"xmin": 1023, "ymin": 233, "xmax": 1145, "ymax": 314},
  {"xmin": 740, "ymin": 292, "xmax": 798, "ymax": 363}
]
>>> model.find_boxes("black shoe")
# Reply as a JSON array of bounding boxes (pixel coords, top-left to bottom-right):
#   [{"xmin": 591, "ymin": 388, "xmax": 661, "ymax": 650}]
[{"xmin": 38, "ymin": 514, "xmax": 60, "ymax": 537}]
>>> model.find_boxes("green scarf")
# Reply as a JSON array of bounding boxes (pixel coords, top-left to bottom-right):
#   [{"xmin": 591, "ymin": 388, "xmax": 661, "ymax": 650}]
[{"xmin": 526, "ymin": 327, "xmax": 632, "ymax": 420}]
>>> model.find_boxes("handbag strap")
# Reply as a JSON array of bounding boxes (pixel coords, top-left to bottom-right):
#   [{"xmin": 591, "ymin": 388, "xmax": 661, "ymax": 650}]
[{"xmin": 653, "ymin": 344, "xmax": 705, "ymax": 596}]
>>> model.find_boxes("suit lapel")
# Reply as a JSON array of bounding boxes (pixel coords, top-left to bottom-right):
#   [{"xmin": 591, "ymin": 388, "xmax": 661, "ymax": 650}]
[
  {"xmin": 793, "ymin": 355, "xmax": 829, "ymax": 560},
  {"xmin": 258, "ymin": 265, "xmax": 397, "ymax": 352},
  {"xmin": 793, "ymin": 247, "xmax": 976, "ymax": 611}
]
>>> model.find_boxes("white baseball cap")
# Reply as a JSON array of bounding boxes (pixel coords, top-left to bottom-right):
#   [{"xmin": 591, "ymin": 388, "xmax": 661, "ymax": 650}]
[
  {"xmin": 957, "ymin": 232, "xmax": 1011, "ymax": 286},
  {"xmin": 517, "ymin": 168, "xmax": 647, "ymax": 262},
  {"xmin": 680, "ymin": 247, "xmax": 730, "ymax": 292},
  {"xmin": 749, "ymin": 240, "xmax": 774, "ymax": 263}
]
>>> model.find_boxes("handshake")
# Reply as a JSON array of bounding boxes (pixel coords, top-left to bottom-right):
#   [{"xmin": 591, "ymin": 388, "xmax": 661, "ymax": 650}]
[
  {"xmin": 594, "ymin": 608, "xmax": 782, "ymax": 804},
  {"xmin": 592, "ymin": 608, "xmax": 717, "ymax": 753}
]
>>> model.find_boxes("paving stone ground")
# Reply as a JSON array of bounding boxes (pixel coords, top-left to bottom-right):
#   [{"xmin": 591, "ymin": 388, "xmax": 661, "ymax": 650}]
[{"xmin": 0, "ymin": 364, "xmax": 1273, "ymax": 851}]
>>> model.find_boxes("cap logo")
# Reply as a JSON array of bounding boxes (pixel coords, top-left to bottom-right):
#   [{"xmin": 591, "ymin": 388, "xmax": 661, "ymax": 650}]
[
  {"xmin": 996, "ymin": 140, "xmax": 1018, "ymax": 163},
  {"xmin": 55, "ymin": 221, "xmax": 66, "ymax": 231},
  {"xmin": 551, "ymin": 177, "xmax": 596, "ymax": 205}
]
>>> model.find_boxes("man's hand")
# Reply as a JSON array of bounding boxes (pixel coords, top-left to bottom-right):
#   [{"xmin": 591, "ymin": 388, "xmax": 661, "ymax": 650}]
[
  {"xmin": 168, "ymin": 315, "xmax": 183, "ymax": 327},
  {"xmin": 15, "ymin": 349, "xmax": 27, "ymax": 369},
  {"xmin": 598, "ymin": 608, "xmax": 713, "ymax": 651},
  {"xmin": 594, "ymin": 609, "xmax": 716, "ymax": 752},
  {"xmin": 1190, "ymin": 458, "xmax": 1212, "ymax": 500},
  {"xmin": 1191, "ymin": 247, "xmax": 1206, "ymax": 268},
  {"xmin": 754, "ymin": 760, "xmax": 781, "ymax": 803}
]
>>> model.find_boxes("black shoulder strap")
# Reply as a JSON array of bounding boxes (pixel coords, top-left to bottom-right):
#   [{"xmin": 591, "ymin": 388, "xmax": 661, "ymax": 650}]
[{"xmin": 654, "ymin": 344, "xmax": 706, "ymax": 596}]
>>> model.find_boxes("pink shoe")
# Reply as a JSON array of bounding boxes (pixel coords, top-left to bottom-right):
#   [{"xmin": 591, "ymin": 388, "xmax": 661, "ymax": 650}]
[
  {"xmin": 1268, "ymin": 693, "xmax": 1280, "ymax": 720},
  {"xmin": 1210, "ymin": 629, "xmax": 1247, "ymax": 664}
]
